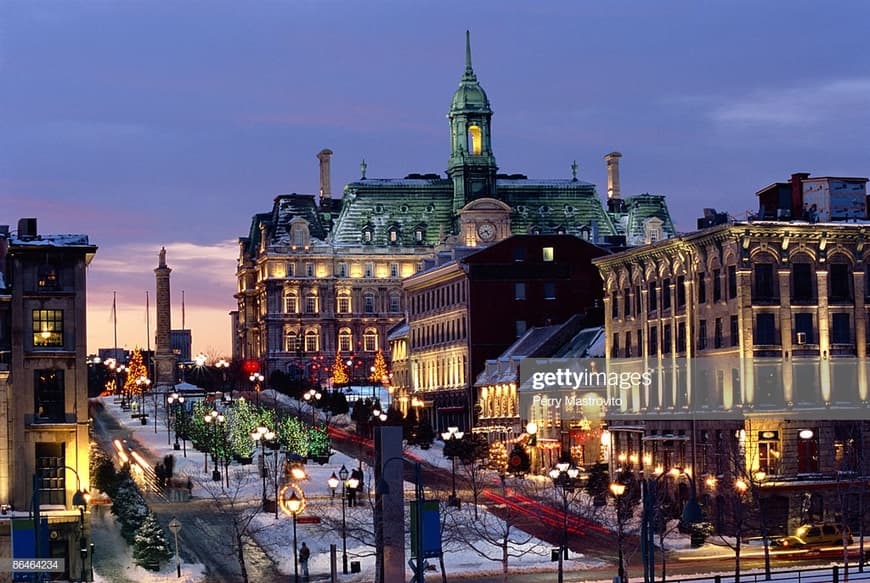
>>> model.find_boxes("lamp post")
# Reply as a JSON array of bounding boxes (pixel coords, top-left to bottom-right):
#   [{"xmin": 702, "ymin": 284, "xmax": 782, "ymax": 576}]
[
  {"xmin": 204, "ymin": 411, "xmax": 224, "ymax": 482},
  {"xmin": 549, "ymin": 461, "xmax": 582, "ymax": 583},
  {"xmin": 286, "ymin": 491, "xmax": 305, "ymax": 583},
  {"xmin": 303, "ymin": 388, "xmax": 322, "ymax": 425},
  {"xmin": 135, "ymin": 376, "xmax": 151, "ymax": 424},
  {"xmin": 167, "ymin": 392, "xmax": 184, "ymax": 449},
  {"xmin": 441, "ymin": 426, "xmax": 464, "ymax": 508},
  {"xmin": 215, "ymin": 358, "xmax": 230, "ymax": 393},
  {"xmin": 249, "ymin": 372, "xmax": 264, "ymax": 408},
  {"xmin": 251, "ymin": 426, "xmax": 275, "ymax": 511},
  {"xmin": 610, "ymin": 481, "xmax": 627, "ymax": 582},
  {"xmin": 328, "ymin": 465, "xmax": 351, "ymax": 573},
  {"xmin": 526, "ymin": 422, "xmax": 538, "ymax": 474}
]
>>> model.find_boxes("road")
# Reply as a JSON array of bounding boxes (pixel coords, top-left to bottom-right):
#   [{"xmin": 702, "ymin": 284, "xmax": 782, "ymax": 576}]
[{"xmin": 90, "ymin": 402, "xmax": 278, "ymax": 582}]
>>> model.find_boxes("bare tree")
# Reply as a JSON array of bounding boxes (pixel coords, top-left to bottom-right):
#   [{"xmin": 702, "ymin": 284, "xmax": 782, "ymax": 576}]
[
  {"xmin": 449, "ymin": 474, "xmax": 548, "ymax": 583},
  {"xmin": 196, "ymin": 470, "xmax": 272, "ymax": 583}
]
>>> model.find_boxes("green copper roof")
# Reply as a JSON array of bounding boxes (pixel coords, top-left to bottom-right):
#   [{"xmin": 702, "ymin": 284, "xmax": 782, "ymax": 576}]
[
  {"xmin": 332, "ymin": 179, "xmax": 454, "ymax": 247},
  {"xmin": 497, "ymin": 179, "xmax": 618, "ymax": 237},
  {"xmin": 450, "ymin": 31, "xmax": 491, "ymax": 114},
  {"xmin": 611, "ymin": 193, "xmax": 677, "ymax": 244}
]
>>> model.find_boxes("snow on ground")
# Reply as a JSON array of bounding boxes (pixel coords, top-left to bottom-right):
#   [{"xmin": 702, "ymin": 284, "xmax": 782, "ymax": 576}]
[{"xmin": 97, "ymin": 393, "xmax": 606, "ymax": 581}]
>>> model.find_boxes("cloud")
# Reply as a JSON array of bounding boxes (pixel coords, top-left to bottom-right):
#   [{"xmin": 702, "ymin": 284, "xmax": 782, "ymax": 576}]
[
  {"xmin": 711, "ymin": 78, "xmax": 870, "ymax": 126},
  {"xmin": 90, "ymin": 239, "xmax": 238, "ymax": 285}
]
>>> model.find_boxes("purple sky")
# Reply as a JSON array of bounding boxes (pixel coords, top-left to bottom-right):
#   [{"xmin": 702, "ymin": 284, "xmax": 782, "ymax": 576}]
[{"xmin": 2, "ymin": 1, "xmax": 870, "ymax": 357}]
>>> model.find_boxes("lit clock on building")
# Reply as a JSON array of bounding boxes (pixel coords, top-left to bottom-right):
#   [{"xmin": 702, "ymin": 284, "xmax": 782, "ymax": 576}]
[{"xmin": 477, "ymin": 222, "xmax": 496, "ymax": 241}]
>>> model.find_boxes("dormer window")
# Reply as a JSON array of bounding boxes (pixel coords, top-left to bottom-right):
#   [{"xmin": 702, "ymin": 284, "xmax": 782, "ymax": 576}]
[
  {"xmin": 288, "ymin": 218, "xmax": 311, "ymax": 249},
  {"xmin": 644, "ymin": 217, "xmax": 664, "ymax": 244},
  {"xmin": 362, "ymin": 224, "xmax": 374, "ymax": 243},
  {"xmin": 415, "ymin": 227, "xmax": 425, "ymax": 244},
  {"xmin": 388, "ymin": 226, "xmax": 400, "ymax": 244}
]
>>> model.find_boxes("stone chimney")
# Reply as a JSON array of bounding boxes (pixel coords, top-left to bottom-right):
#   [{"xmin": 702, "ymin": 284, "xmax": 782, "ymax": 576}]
[
  {"xmin": 605, "ymin": 152, "xmax": 622, "ymax": 200},
  {"xmin": 791, "ymin": 172, "xmax": 810, "ymax": 219},
  {"xmin": 317, "ymin": 149, "xmax": 333, "ymax": 205}
]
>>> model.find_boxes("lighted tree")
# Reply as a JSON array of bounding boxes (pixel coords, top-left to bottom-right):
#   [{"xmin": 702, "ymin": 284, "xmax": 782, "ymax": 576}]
[
  {"xmin": 123, "ymin": 348, "xmax": 149, "ymax": 396},
  {"xmin": 370, "ymin": 349, "xmax": 389, "ymax": 384},
  {"xmin": 488, "ymin": 440, "xmax": 509, "ymax": 475},
  {"xmin": 227, "ymin": 398, "xmax": 258, "ymax": 458},
  {"xmin": 278, "ymin": 416, "xmax": 309, "ymax": 458},
  {"xmin": 332, "ymin": 355, "xmax": 349, "ymax": 385},
  {"xmin": 307, "ymin": 426, "xmax": 331, "ymax": 463}
]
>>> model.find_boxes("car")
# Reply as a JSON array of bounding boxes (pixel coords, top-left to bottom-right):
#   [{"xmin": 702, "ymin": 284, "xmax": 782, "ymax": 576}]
[
  {"xmin": 772, "ymin": 535, "xmax": 808, "ymax": 548},
  {"xmin": 793, "ymin": 523, "xmax": 853, "ymax": 546}
]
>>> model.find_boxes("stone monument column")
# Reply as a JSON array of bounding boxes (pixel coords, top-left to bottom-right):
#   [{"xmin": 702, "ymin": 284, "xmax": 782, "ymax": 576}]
[{"xmin": 154, "ymin": 247, "xmax": 176, "ymax": 387}]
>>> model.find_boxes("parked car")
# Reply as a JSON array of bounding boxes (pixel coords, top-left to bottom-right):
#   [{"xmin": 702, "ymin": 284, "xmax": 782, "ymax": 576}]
[
  {"xmin": 793, "ymin": 523, "xmax": 852, "ymax": 546},
  {"xmin": 771, "ymin": 535, "xmax": 808, "ymax": 548}
]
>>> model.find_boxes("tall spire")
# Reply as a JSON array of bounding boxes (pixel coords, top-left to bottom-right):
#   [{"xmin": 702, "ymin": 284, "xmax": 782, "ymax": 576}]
[{"xmin": 463, "ymin": 30, "xmax": 477, "ymax": 81}]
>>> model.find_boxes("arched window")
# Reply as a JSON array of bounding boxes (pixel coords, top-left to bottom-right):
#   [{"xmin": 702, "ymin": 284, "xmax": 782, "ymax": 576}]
[
  {"xmin": 363, "ymin": 328, "xmax": 378, "ymax": 352},
  {"xmin": 362, "ymin": 225, "xmax": 373, "ymax": 243},
  {"xmin": 388, "ymin": 226, "xmax": 400, "ymax": 244},
  {"xmin": 284, "ymin": 330, "xmax": 298, "ymax": 352},
  {"xmin": 305, "ymin": 293, "xmax": 318, "ymax": 314},
  {"xmin": 467, "ymin": 125, "xmax": 482, "ymax": 155},
  {"xmin": 363, "ymin": 291, "xmax": 376, "ymax": 314},
  {"xmin": 415, "ymin": 226, "xmax": 425, "ymax": 243},
  {"xmin": 338, "ymin": 328, "xmax": 352, "ymax": 353},
  {"xmin": 337, "ymin": 291, "xmax": 351, "ymax": 314},
  {"xmin": 284, "ymin": 290, "xmax": 298, "ymax": 314},
  {"xmin": 305, "ymin": 330, "xmax": 319, "ymax": 353}
]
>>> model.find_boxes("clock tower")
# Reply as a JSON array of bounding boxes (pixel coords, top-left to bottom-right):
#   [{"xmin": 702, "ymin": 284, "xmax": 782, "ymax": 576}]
[{"xmin": 447, "ymin": 31, "xmax": 498, "ymax": 216}]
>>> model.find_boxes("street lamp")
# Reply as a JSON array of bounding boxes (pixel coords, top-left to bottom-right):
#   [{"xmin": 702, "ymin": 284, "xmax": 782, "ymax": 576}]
[
  {"xmin": 167, "ymin": 392, "xmax": 184, "ymax": 450},
  {"xmin": 249, "ymin": 372, "xmax": 264, "ymax": 408},
  {"xmin": 441, "ymin": 426, "xmax": 464, "ymax": 508},
  {"xmin": 610, "ymin": 481, "xmax": 627, "ymax": 582},
  {"xmin": 286, "ymin": 491, "xmax": 305, "ymax": 583},
  {"xmin": 215, "ymin": 358, "xmax": 230, "ymax": 392},
  {"xmin": 251, "ymin": 426, "xmax": 276, "ymax": 511},
  {"xmin": 303, "ymin": 388, "xmax": 322, "ymax": 424},
  {"xmin": 549, "ymin": 461, "xmax": 582, "ymax": 583},
  {"xmin": 135, "ymin": 376, "xmax": 151, "ymax": 425},
  {"xmin": 328, "ymin": 465, "xmax": 351, "ymax": 573},
  {"xmin": 204, "ymin": 411, "xmax": 225, "ymax": 482}
]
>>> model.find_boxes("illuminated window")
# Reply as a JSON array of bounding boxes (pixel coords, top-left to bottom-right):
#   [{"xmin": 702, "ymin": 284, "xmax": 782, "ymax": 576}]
[
  {"xmin": 338, "ymin": 329, "xmax": 352, "ymax": 352},
  {"xmin": 363, "ymin": 329, "xmax": 378, "ymax": 352},
  {"xmin": 467, "ymin": 125, "xmax": 482, "ymax": 155},
  {"xmin": 284, "ymin": 291, "xmax": 298, "ymax": 314},
  {"xmin": 337, "ymin": 293, "xmax": 351, "ymax": 314},
  {"xmin": 305, "ymin": 330, "xmax": 319, "ymax": 353},
  {"xmin": 388, "ymin": 228, "xmax": 399, "ymax": 243},
  {"xmin": 542, "ymin": 247, "xmax": 554, "ymax": 262},
  {"xmin": 415, "ymin": 228, "xmax": 424, "ymax": 243},
  {"xmin": 32, "ymin": 309, "xmax": 63, "ymax": 347},
  {"xmin": 284, "ymin": 331, "xmax": 298, "ymax": 352}
]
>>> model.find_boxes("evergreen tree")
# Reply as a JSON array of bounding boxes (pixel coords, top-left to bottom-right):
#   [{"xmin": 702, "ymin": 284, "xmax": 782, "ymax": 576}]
[
  {"xmin": 89, "ymin": 442, "xmax": 118, "ymax": 496},
  {"xmin": 416, "ymin": 419, "xmax": 435, "ymax": 449},
  {"xmin": 307, "ymin": 426, "xmax": 331, "ymax": 463},
  {"xmin": 585, "ymin": 462, "xmax": 610, "ymax": 506},
  {"xmin": 112, "ymin": 466, "xmax": 148, "ymax": 543},
  {"xmin": 332, "ymin": 355, "xmax": 349, "ymax": 386},
  {"xmin": 227, "ymin": 397, "xmax": 258, "ymax": 458},
  {"xmin": 123, "ymin": 348, "xmax": 149, "ymax": 396},
  {"xmin": 278, "ymin": 416, "xmax": 309, "ymax": 457},
  {"xmin": 488, "ymin": 441, "xmax": 509, "ymax": 475},
  {"xmin": 132, "ymin": 513, "xmax": 173, "ymax": 571},
  {"xmin": 369, "ymin": 349, "xmax": 389, "ymax": 384}
]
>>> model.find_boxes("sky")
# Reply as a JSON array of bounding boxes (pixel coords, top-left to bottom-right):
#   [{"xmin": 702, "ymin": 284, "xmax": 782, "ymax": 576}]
[{"xmin": 2, "ymin": 0, "xmax": 870, "ymax": 358}]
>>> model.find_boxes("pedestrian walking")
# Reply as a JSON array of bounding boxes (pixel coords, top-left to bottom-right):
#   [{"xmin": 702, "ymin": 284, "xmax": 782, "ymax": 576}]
[{"xmin": 299, "ymin": 542, "xmax": 310, "ymax": 578}]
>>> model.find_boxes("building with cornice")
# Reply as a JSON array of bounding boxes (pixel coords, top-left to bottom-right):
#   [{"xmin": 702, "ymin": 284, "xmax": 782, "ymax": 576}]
[
  {"xmin": 0, "ymin": 218, "xmax": 96, "ymax": 579},
  {"xmin": 593, "ymin": 174, "xmax": 870, "ymax": 535},
  {"xmin": 235, "ymin": 33, "xmax": 675, "ymax": 379}
]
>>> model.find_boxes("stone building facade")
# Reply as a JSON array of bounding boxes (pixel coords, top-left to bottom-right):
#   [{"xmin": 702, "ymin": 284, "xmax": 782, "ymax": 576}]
[
  {"xmin": 235, "ymin": 34, "xmax": 675, "ymax": 379},
  {"xmin": 0, "ymin": 218, "xmax": 96, "ymax": 579},
  {"xmin": 593, "ymin": 177, "xmax": 870, "ymax": 534}
]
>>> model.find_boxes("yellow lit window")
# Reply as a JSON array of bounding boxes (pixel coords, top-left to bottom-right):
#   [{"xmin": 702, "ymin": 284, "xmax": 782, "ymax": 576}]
[{"xmin": 467, "ymin": 125, "xmax": 482, "ymax": 155}]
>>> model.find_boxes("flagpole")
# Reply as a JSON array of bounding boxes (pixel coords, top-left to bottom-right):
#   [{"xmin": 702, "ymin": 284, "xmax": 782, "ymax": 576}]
[{"xmin": 113, "ymin": 291, "xmax": 118, "ymax": 357}]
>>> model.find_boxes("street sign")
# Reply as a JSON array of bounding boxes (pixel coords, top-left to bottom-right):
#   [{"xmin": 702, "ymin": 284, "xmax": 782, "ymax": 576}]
[
  {"xmin": 296, "ymin": 516, "xmax": 321, "ymax": 525},
  {"xmin": 168, "ymin": 517, "xmax": 182, "ymax": 533}
]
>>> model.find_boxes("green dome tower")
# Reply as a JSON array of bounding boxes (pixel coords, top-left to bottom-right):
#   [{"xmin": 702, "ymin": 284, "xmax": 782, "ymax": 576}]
[{"xmin": 447, "ymin": 31, "xmax": 498, "ymax": 213}]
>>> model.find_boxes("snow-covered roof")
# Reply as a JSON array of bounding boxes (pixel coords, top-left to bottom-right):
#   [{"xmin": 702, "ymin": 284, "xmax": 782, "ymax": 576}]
[{"xmin": 11, "ymin": 234, "xmax": 92, "ymax": 246}]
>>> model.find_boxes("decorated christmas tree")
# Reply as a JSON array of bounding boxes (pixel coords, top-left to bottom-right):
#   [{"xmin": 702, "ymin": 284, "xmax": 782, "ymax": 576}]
[
  {"xmin": 488, "ymin": 441, "xmax": 509, "ymax": 475},
  {"xmin": 278, "ymin": 416, "xmax": 309, "ymax": 458},
  {"xmin": 332, "ymin": 355, "xmax": 349, "ymax": 386},
  {"xmin": 369, "ymin": 349, "xmax": 389, "ymax": 384},
  {"xmin": 307, "ymin": 426, "xmax": 331, "ymax": 463},
  {"xmin": 227, "ymin": 397, "xmax": 258, "ymax": 459},
  {"xmin": 133, "ymin": 513, "xmax": 173, "ymax": 571},
  {"xmin": 123, "ymin": 348, "xmax": 149, "ymax": 396}
]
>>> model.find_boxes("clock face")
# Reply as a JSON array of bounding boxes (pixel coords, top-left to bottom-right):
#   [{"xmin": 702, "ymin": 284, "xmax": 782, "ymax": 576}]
[{"xmin": 477, "ymin": 222, "xmax": 496, "ymax": 241}]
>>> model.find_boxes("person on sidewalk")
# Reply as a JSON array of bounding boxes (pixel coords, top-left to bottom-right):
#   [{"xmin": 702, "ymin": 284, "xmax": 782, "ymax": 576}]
[{"xmin": 299, "ymin": 542, "xmax": 310, "ymax": 579}]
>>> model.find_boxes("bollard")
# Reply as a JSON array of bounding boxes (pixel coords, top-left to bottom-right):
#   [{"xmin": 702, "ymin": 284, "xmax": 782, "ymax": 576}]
[
  {"xmin": 833, "ymin": 565, "xmax": 839, "ymax": 583},
  {"xmin": 330, "ymin": 544, "xmax": 337, "ymax": 583},
  {"xmin": 714, "ymin": 577, "xmax": 721, "ymax": 583}
]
